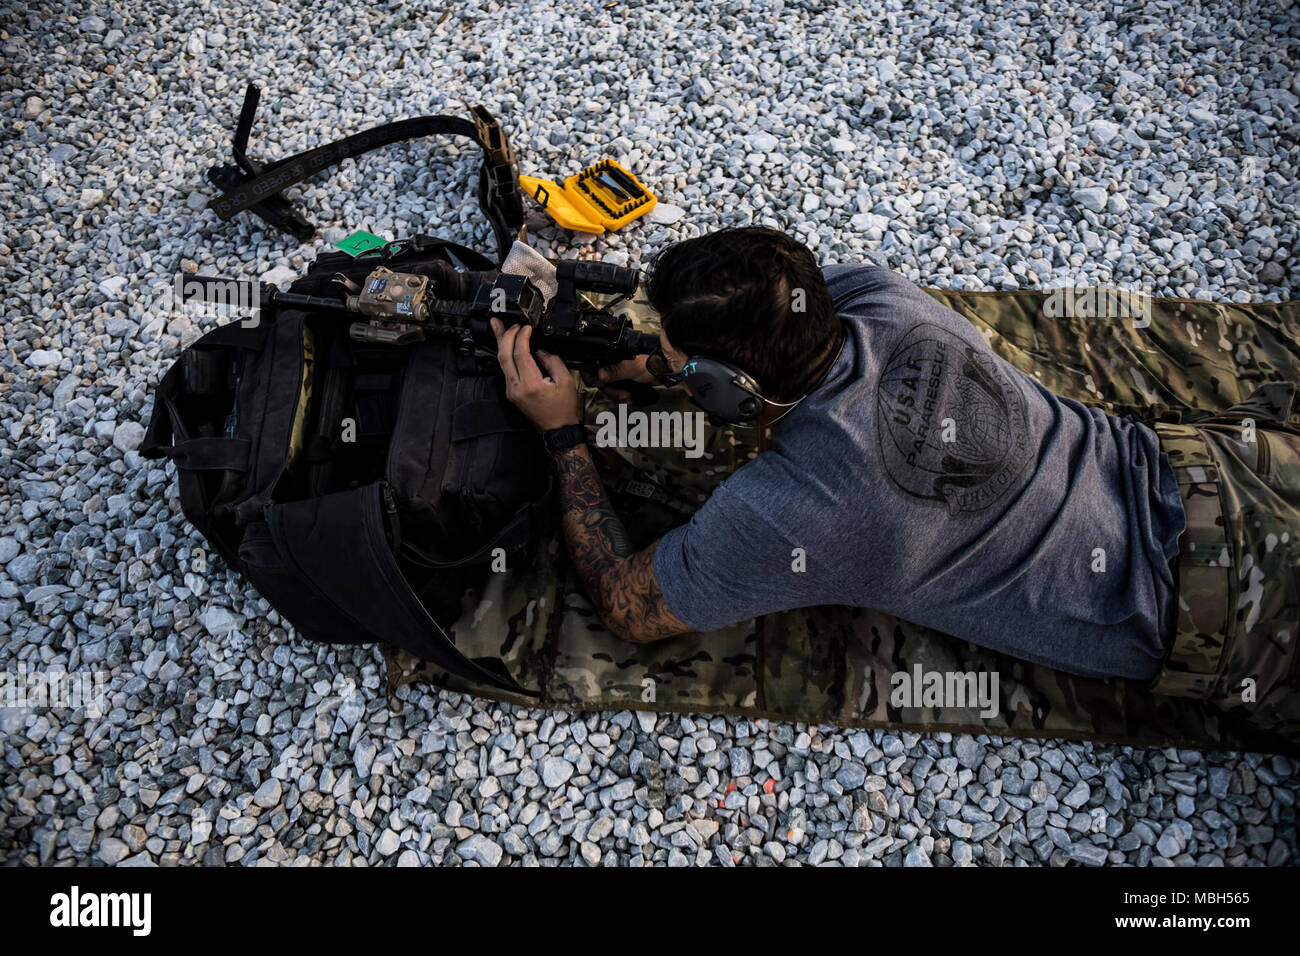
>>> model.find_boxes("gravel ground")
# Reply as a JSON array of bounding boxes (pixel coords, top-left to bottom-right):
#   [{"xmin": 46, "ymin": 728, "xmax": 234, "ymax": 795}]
[{"xmin": 2, "ymin": 0, "xmax": 1298, "ymax": 866}]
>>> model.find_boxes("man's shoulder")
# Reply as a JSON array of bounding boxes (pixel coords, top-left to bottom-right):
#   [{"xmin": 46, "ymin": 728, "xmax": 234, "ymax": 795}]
[
  {"xmin": 703, "ymin": 452, "xmax": 811, "ymax": 528},
  {"xmin": 710, "ymin": 453, "xmax": 781, "ymax": 504},
  {"xmin": 821, "ymin": 261, "xmax": 883, "ymax": 283},
  {"xmin": 820, "ymin": 259, "xmax": 916, "ymax": 299}
]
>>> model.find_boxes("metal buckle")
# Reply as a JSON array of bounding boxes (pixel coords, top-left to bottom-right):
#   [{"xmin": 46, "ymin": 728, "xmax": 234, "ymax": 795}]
[{"xmin": 469, "ymin": 106, "xmax": 516, "ymax": 166}]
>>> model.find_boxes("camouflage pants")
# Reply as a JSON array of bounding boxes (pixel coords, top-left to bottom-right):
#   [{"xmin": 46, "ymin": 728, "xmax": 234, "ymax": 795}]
[{"xmin": 1152, "ymin": 383, "xmax": 1300, "ymax": 742}]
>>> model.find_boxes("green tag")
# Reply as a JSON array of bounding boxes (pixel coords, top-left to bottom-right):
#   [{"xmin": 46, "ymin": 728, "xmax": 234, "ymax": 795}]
[{"xmin": 334, "ymin": 230, "xmax": 387, "ymax": 257}]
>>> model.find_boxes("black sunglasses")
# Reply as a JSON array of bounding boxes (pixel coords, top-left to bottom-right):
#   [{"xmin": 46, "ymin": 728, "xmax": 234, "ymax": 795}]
[{"xmin": 646, "ymin": 348, "xmax": 687, "ymax": 387}]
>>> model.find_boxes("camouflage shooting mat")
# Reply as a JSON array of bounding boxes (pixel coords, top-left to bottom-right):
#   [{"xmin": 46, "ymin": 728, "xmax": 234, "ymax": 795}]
[{"xmin": 385, "ymin": 283, "xmax": 1300, "ymax": 756}]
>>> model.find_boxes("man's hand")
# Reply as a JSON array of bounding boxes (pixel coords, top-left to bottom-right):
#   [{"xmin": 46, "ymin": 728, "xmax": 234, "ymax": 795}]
[
  {"xmin": 491, "ymin": 318, "xmax": 581, "ymax": 432},
  {"xmin": 581, "ymin": 356, "xmax": 658, "ymax": 403}
]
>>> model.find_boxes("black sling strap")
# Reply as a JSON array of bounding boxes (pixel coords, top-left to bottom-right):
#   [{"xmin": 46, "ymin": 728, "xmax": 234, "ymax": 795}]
[{"xmin": 207, "ymin": 85, "xmax": 525, "ymax": 264}]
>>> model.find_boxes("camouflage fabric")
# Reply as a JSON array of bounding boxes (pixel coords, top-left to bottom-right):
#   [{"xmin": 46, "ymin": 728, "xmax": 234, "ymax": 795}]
[
  {"xmin": 387, "ymin": 282, "xmax": 1300, "ymax": 755},
  {"xmin": 1149, "ymin": 390, "xmax": 1300, "ymax": 744}
]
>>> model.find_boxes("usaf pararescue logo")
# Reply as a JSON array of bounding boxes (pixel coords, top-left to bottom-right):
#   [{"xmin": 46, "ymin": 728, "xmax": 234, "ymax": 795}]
[{"xmin": 876, "ymin": 323, "xmax": 1031, "ymax": 514}]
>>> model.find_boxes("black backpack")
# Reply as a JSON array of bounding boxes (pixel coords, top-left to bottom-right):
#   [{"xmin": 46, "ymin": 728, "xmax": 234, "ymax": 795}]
[
  {"xmin": 142, "ymin": 237, "xmax": 551, "ymax": 695},
  {"xmin": 144, "ymin": 89, "xmax": 550, "ymax": 694}
]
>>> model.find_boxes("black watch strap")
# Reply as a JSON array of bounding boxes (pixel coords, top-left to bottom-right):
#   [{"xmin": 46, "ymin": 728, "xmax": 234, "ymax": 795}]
[{"xmin": 543, "ymin": 423, "xmax": 587, "ymax": 454}]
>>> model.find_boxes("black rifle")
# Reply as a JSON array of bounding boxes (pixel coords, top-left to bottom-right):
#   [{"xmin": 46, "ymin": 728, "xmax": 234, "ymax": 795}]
[{"xmin": 187, "ymin": 260, "xmax": 661, "ymax": 402}]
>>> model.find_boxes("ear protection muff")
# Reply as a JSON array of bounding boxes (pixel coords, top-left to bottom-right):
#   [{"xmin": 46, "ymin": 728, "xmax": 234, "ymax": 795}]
[
  {"xmin": 680, "ymin": 356, "xmax": 767, "ymax": 424},
  {"xmin": 677, "ymin": 322, "xmax": 848, "ymax": 427}
]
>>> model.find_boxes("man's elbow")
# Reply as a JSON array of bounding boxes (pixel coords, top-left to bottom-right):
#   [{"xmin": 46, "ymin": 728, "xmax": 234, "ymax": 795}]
[
  {"xmin": 599, "ymin": 604, "xmax": 689, "ymax": 645},
  {"xmin": 601, "ymin": 610, "xmax": 661, "ymax": 645},
  {"xmin": 592, "ymin": 549, "xmax": 692, "ymax": 644}
]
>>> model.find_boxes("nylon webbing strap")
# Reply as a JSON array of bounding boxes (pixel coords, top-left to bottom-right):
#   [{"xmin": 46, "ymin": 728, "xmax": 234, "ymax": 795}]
[
  {"xmin": 1149, "ymin": 422, "xmax": 1232, "ymax": 698},
  {"xmin": 162, "ymin": 437, "xmax": 251, "ymax": 472},
  {"xmin": 181, "ymin": 349, "xmax": 233, "ymax": 395},
  {"xmin": 207, "ymin": 85, "xmax": 524, "ymax": 263},
  {"xmin": 210, "ymin": 116, "xmax": 478, "ymax": 217}
]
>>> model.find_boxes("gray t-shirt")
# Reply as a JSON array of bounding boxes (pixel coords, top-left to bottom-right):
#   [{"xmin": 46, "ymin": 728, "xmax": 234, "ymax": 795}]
[{"xmin": 653, "ymin": 261, "xmax": 1186, "ymax": 680}]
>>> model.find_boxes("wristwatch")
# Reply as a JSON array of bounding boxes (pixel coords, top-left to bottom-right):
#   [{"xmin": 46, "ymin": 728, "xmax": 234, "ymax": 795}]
[{"xmin": 542, "ymin": 423, "xmax": 587, "ymax": 454}]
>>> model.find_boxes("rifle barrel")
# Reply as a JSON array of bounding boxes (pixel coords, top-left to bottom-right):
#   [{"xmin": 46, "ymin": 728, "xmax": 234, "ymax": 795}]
[{"xmin": 270, "ymin": 291, "xmax": 350, "ymax": 313}]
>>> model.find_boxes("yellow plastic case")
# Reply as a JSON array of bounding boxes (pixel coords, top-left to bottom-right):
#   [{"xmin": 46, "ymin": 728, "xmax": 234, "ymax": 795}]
[{"xmin": 519, "ymin": 159, "xmax": 657, "ymax": 234}]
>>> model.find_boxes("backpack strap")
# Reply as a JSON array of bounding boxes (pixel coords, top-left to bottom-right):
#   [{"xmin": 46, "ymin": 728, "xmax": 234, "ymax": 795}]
[
  {"xmin": 383, "ymin": 234, "xmax": 499, "ymax": 273},
  {"xmin": 207, "ymin": 84, "xmax": 524, "ymax": 264}
]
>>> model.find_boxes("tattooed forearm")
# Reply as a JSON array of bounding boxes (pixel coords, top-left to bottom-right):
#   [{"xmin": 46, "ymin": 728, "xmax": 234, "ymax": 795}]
[
  {"xmin": 553, "ymin": 444, "xmax": 617, "ymax": 516},
  {"xmin": 582, "ymin": 509, "xmax": 633, "ymax": 558},
  {"xmin": 551, "ymin": 444, "xmax": 689, "ymax": 643}
]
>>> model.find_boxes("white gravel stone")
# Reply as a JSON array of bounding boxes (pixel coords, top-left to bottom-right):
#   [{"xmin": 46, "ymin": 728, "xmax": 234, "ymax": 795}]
[
  {"xmin": 457, "ymin": 835, "xmax": 503, "ymax": 867},
  {"xmin": 1072, "ymin": 187, "xmax": 1108, "ymax": 213},
  {"xmin": 98, "ymin": 838, "xmax": 130, "ymax": 865},
  {"xmin": 261, "ymin": 265, "xmax": 300, "ymax": 287},
  {"xmin": 253, "ymin": 778, "xmax": 282, "ymax": 809},
  {"xmin": 375, "ymin": 829, "xmax": 400, "ymax": 856},
  {"xmin": 541, "ymin": 756, "xmax": 575, "ymax": 789},
  {"xmin": 646, "ymin": 203, "xmax": 685, "ymax": 225},
  {"xmin": 26, "ymin": 349, "xmax": 62, "ymax": 368},
  {"xmin": 98, "ymin": 275, "xmax": 128, "ymax": 297},
  {"xmin": 202, "ymin": 606, "xmax": 241, "ymax": 636},
  {"xmin": 112, "ymin": 421, "xmax": 145, "ymax": 452}
]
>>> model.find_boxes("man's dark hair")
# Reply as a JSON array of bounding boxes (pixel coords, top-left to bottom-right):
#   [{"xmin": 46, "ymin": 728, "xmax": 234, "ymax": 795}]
[{"xmin": 645, "ymin": 226, "xmax": 840, "ymax": 401}]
